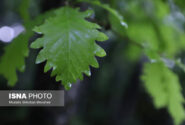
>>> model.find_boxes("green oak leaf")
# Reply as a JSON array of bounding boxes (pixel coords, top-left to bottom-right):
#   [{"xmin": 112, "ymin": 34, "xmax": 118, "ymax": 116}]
[
  {"xmin": 142, "ymin": 62, "xmax": 185, "ymax": 125},
  {"xmin": 31, "ymin": 7, "xmax": 108, "ymax": 90}
]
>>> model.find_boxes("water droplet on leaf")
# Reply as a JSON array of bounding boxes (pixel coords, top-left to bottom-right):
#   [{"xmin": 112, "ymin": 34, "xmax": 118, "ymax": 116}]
[{"xmin": 120, "ymin": 21, "xmax": 128, "ymax": 28}]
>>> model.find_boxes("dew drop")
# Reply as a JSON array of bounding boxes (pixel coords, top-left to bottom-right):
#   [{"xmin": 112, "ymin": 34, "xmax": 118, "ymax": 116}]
[
  {"xmin": 65, "ymin": 83, "xmax": 72, "ymax": 90},
  {"xmin": 120, "ymin": 21, "xmax": 128, "ymax": 28}
]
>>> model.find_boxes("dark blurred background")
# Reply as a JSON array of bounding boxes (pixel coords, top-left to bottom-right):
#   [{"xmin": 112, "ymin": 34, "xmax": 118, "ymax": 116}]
[{"xmin": 0, "ymin": 0, "xmax": 185, "ymax": 125}]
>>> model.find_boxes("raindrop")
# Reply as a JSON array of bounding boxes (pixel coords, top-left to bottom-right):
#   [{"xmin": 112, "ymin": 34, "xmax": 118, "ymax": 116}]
[
  {"xmin": 65, "ymin": 83, "xmax": 72, "ymax": 90},
  {"xmin": 120, "ymin": 21, "xmax": 128, "ymax": 28}
]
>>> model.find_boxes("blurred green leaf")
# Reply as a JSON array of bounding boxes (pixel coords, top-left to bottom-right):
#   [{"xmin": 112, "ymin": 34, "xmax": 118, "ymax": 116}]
[
  {"xmin": 78, "ymin": 0, "xmax": 127, "ymax": 28},
  {"xmin": 0, "ymin": 33, "xmax": 31, "ymax": 86},
  {"xmin": 124, "ymin": 0, "xmax": 185, "ymax": 59},
  {"xmin": 142, "ymin": 62, "xmax": 185, "ymax": 125},
  {"xmin": 0, "ymin": 6, "xmax": 55, "ymax": 86}
]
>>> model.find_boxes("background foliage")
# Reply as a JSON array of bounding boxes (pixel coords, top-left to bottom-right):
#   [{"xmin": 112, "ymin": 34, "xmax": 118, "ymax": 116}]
[{"xmin": 0, "ymin": 0, "xmax": 185, "ymax": 125}]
